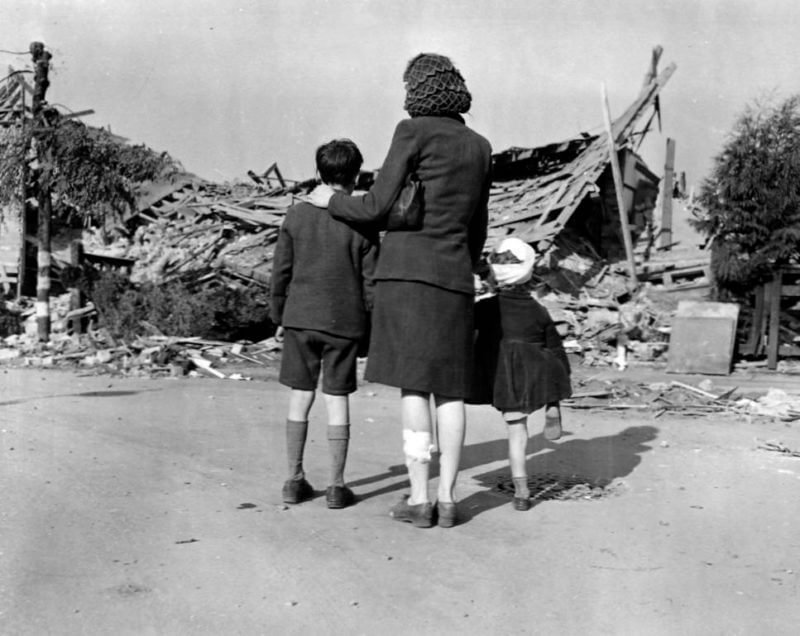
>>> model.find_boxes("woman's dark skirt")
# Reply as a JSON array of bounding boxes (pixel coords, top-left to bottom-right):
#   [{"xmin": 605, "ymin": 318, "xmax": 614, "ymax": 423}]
[{"xmin": 365, "ymin": 280, "xmax": 474, "ymax": 398}]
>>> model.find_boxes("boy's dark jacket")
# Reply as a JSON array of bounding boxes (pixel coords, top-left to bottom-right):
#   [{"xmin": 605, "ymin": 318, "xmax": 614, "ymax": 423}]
[{"xmin": 270, "ymin": 201, "xmax": 378, "ymax": 340}]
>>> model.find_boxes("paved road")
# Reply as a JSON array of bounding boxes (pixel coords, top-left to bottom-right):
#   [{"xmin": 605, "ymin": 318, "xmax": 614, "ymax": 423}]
[{"xmin": 2, "ymin": 367, "xmax": 800, "ymax": 635}]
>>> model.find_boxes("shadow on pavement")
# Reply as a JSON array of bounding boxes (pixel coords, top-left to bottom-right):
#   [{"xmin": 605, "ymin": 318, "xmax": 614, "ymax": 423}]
[
  {"xmin": 460, "ymin": 425, "xmax": 659, "ymax": 522},
  {"xmin": 0, "ymin": 388, "xmax": 159, "ymax": 406}
]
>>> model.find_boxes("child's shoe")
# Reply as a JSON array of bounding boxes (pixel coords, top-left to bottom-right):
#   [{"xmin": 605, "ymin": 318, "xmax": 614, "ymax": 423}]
[
  {"xmin": 512, "ymin": 476, "xmax": 531, "ymax": 511},
  {"xmin": 389, "ymin": 495, "xmax": 434, "ymax": 528},
  {"xmin": 282, "ymin": 478, "xmax": 314, "ymax": 504},
  {"xmin": 513, "ymin": 496, "xmax": 532, "ymax": 511},
  {"xmin": 543, "ymin": 406, "xmax": 562, "ymax": 441},
  {"xmin": 325, "ymin": 485, "xmax": 355, "ymax": 509}
]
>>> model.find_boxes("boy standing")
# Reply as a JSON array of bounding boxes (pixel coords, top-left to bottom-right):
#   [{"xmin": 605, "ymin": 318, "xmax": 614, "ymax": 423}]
[{"xmin": 270, "ymin": 139, "xmax": 378, "ymax": 509}]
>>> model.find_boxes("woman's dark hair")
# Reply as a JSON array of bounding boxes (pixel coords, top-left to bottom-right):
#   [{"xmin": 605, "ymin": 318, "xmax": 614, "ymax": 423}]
[{"xmin": 316, "ymin": 138, "xmax": 364, "ymax": 186}]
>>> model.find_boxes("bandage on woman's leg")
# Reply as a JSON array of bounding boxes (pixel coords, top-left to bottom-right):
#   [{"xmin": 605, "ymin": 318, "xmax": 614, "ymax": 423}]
[
  {"xmin": 401, "ymin": 390, "xmax": 433, "ymax": 504},
  {"xmin": 434, "ymin": 395, "xmax": 465, "ymax": 504}
]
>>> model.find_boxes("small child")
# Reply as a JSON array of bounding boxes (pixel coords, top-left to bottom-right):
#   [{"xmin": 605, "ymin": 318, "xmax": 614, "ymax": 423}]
[
  {"xmin": 270, "ymin": 138, "xmax": 378, "ymax": 509},
  {"xmin": 472, "ymin": 237, "xmax": 572, "ymax": 511}
]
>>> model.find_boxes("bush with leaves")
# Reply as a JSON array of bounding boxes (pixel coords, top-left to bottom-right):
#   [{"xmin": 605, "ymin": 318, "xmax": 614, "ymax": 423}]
[
  {"xmin": 87, "ymin": 269, "xmax": 272, "ymax": 342},
  {"xmin": 692, "ymin": 95, "xmax": 800, "ymax": 295}
]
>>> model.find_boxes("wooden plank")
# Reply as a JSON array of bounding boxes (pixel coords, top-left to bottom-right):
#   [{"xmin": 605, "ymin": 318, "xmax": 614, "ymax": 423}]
[
  {"xmin": 602, "ymin": 83, "xmax": 638, "ymax": 287},
  {"xmin": 767, "ymin": 273, "xmax": 782, "ymax": 370},
  {"xmin": 740, "ymin": 283, "xmax": 765, "ymax": 357},
  {"xmin": 659, "ymin": 138, "xmax": 676, "ymax": 249},
  {"xmin": 60, "ymin": 109, "xmax": 95, "ymax": 120}
]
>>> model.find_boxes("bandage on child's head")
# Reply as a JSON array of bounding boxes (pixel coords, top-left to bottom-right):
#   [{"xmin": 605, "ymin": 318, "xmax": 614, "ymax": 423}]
[{"xmin": 489, "ymin": 237, "xmax": 537, "ymax": 287}]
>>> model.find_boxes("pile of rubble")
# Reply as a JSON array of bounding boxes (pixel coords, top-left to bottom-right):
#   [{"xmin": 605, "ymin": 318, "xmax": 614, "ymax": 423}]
[
  {"xmin": 82, "ymin": 175, "xmax": 302, "ymax": 289},
  {"xmin": 0, "ymin": 292, "xmax": 282, "ymax": 378},
  {"xmin": 566, "ymin": 376, "xmax": 800, "ymax": 422}
]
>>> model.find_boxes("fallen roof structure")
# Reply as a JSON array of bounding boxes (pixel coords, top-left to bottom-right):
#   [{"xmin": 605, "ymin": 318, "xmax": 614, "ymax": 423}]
[{"xmin": 487, "ymin": 54, "xmax": 676, "ymax": 253}]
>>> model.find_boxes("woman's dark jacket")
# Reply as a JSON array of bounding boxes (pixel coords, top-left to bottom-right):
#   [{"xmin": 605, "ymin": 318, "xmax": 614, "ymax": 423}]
[{"xmin": 328, "ymin": 115, "xmax": 492, "ymax": 294}]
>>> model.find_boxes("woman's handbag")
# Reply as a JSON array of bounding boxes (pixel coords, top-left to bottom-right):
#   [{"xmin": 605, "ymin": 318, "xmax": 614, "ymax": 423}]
[{"xmin": 385, "ymin": 172, "xmax": 424, "ymax": 231}]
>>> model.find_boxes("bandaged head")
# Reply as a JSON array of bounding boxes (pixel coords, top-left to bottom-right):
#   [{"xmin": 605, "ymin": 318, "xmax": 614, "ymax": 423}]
[{"xmin": 490, "ymin": 237, "xmax": 537, "ymax": 287}]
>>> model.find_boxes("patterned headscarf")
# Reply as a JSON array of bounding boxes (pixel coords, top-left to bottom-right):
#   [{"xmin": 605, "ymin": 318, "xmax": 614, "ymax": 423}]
[{"xmin": 403, "ymin": 53, "xmax": 472, "ymax": 117}]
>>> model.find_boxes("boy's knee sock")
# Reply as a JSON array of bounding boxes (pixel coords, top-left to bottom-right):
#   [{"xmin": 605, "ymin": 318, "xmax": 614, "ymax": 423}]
[
  {"xmin": 327, "ymin": 424, "xmax": 350, "ymax": 487},
  {"xmin": 286, "ymin": 419, "xmax": 309, "ymax": 481}
]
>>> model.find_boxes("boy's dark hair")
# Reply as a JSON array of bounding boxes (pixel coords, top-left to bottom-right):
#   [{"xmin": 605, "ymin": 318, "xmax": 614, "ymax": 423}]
[{"xmin": 316, "ymin": 138, "xmax": 363, "ymax": 186}]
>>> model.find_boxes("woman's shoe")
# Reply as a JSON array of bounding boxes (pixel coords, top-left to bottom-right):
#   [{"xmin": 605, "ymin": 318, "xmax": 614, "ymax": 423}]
[
  {"xmin": 513, "ymin": 496, "xmax": 531, "ymax": 511},
  {"xmin": 437, "ymin": 502, "xmax": 458, "ymax": 528},
  {"xmin": 389, "ymin": 495, "xmax": 434, "ymax": 528}
]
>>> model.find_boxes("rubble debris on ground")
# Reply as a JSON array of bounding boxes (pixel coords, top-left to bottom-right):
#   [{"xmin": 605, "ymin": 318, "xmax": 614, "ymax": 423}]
[
  {"xmin": 563, "ymin": 377, "xmax": 800, "ymax": 422},
  {"xmin": 755, "ymin": 439, "xmax": 800, "ymax": 458},
  {"xmin": 0, "ymin": 292, "xmax": 283, "ymax": 378}
]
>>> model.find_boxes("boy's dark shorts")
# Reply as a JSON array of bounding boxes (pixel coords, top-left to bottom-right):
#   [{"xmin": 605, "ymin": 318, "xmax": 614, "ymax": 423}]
[{"xmin": 279, "ymin": 328, "xmax": 359, "ymax": 395}]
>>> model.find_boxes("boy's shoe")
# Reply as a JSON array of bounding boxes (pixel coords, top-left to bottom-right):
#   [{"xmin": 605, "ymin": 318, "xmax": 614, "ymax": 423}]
[
  {"xmin": 436, "ymin": 501, "xmax": 458, "ymax": 528},
  {"xmin": 326, "ymin": 485, "xmax": 355, "ymax": 509},
  {"xmin": 389, "ymin": 495, "xmax": 434, "ymax": 528},
  {"xmin": 282, "ymin": 478, "xmax": 314, "ymax": 504},
  {"xmin": 543, "ymin": 408, "xmax": 562, "ymax": 441}
]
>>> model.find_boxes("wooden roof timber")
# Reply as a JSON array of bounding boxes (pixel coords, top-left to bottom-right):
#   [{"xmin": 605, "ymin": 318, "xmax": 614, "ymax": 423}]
[{"xmin": 489, "ymin": 61, "xmax": 676, "ymax": 249}]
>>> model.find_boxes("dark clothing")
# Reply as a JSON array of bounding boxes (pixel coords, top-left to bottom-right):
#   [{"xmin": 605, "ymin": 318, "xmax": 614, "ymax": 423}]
[
  {"xmin": 328, "ymin": 115, "xmax": 492, "ymax": 295},
  {"xmin": 365, "ymin": 280, "xmax": 474, "ymax": 398},
  {"xmin": 327, "ymin": 115, "xmax": 491, "ymax": 395},
  {"xmin": 470, "ymin": 290, "xmax": 572, "ymax": 412},
  {"xmin": 279, "ymin": 328, "xmax": 360, "ymax": 395},
  {"xmin": 270, "ymin": 201, "xmax": 378, "ymax": 340}
]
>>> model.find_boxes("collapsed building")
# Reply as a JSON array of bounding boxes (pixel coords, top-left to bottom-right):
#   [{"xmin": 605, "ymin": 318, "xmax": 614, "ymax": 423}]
[{"xmin": 2, "ymin": 47, "xmax": 757, "ymax": 375}]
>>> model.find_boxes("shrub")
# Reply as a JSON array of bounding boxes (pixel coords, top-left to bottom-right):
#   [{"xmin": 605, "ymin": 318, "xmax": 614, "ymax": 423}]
[
  {"xmin": 692, "ymin": 95, "xmax": 800, "ymax": 295},
  {"xmin": 87, "ymin": 269, "xmax": 272, "ymax": 342}
]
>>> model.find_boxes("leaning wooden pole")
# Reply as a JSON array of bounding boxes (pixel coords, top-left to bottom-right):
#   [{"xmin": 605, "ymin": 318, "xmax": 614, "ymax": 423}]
[
  {"xmin": 30, "ymin": 41, "xmax": 52, "ymax": 341},
  {"xmin": 659, "ymin": 137, "xmax": 676, "ymax": 250},
  {"xmin": 601, "ymin": 82, "xmax": 638, "ymax": 288}
]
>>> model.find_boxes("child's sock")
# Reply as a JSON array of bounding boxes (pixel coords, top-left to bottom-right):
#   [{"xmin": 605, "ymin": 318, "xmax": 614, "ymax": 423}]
[
  {"xmin": 512, "ymin": 476, "xmax": 530, "ymax": 499},
  {"xmin": 327, "ymin": 424, "xmax": 350, "ymax": 487},
  {"xmin": 286, "ymin": 419, "xmax": 308, "ymax": 481}
]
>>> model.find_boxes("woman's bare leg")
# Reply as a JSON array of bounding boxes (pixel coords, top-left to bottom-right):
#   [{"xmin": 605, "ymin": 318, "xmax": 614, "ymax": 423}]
[{"xmin": 433, "ymin": 395, "xmax": 466, "ymax": 504}]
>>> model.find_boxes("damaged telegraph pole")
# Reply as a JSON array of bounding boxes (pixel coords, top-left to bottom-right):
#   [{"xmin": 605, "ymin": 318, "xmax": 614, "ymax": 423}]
[{"xmin": 30, "ymin": 41, "xmax": 53, "ymax": 340}]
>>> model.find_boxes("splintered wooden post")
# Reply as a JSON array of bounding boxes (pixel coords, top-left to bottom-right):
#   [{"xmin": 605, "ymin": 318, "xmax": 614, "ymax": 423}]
[
  {"xmin": 660, "ymin": 138, "xmax": 676, "ymax": 249},
  {"xmin": 601, "ymin": 83, "xmax": 638, "ymax": 287}
]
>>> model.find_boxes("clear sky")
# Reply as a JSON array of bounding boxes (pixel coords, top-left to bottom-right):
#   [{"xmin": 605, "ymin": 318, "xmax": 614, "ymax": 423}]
[{"xmin": 2, "ymin": 0, "xmax": 798, "ymax": 189}]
